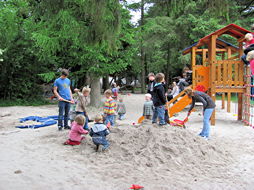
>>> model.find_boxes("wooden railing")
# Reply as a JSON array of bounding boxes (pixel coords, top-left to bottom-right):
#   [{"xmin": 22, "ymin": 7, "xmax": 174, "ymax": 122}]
[{"xmin": 215, "ymin": 60, "xmax": 244, "ymax": 86}]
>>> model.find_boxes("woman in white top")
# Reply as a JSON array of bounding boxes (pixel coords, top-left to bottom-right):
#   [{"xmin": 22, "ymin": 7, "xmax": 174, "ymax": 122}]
[{"xmin": 167, "ymin": 82, "xmax": 179, "ymax": 101}]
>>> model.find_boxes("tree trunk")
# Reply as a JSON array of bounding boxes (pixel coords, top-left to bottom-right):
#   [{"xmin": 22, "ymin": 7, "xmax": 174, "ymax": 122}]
[
  {"xmin": 90, "ymin": 76, "xmax": 101, "ymax": 107},
  {"xmin": 102, "ymin": 75, "xmax": 109, "ymax": 91},
  {"xmin": 140, "ymin": 0, "xmax": 146, "ymax": 94},
  {"xmin": 165, "ymin": 43, "xmax": 171, "ymax": 90}
]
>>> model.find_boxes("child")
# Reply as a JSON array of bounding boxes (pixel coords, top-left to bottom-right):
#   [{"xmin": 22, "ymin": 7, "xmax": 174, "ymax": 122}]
[
  {"xmin": 89, "ymin": 115, "xmax": 110, "ymax": 151},
  {"xmin": 152, "ymin": 73, "xmax": 167, "ymax": 125},
  {"xmin": 247, "ymin": 50, "xmax": 254, "ymax": 75},
  {"xmin": 64, "ymin": 114, "xmax": 88, "ymax": 145},
  {"xmin": 117, "ymin": 98, "xmax": 126, "ymax": 120},
  {"xmin": 242, "ymin": 33, "xmax": 254, "ymax": 65},
  {"xmin": 74, "ymin": 87, "xmax": 91, "ymax": 130},
  {"xmin": 143, "ymin": 94, "xmax": 153, "ymax": 119},
  {"xmin": 103, "ymin": 89, "xmax": 116, "ymax": 126},
  {"xmin": 112, "ymin": 83, "xmax": 119, "ymax": 100}
]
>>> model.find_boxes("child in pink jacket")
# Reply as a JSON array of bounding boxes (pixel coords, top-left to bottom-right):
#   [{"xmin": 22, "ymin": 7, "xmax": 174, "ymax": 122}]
[{"xmin": 64, "ymin": 115, "xmax": 88, "ymax": 145}]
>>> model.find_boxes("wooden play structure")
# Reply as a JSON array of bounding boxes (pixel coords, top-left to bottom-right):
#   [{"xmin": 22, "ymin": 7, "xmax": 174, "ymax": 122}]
[{"xmin": 168, "ymin": 24, "xmax": 252, "ymax": 125}]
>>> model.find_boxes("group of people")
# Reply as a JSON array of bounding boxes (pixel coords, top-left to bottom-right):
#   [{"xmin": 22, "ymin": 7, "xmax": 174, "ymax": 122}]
[
  {"xmin": 53, "ymin": 68, "xmax": 216, "ymax": 151},
  {"xmin": 53, "ymin": 69, "xmax": 127, "ymax": 151}
]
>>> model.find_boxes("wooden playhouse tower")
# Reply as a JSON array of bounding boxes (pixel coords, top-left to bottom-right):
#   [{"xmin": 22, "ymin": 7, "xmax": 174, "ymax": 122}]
[{"xmin": 182, "ymin": 24, "xmax": 252, "ymax": 125}]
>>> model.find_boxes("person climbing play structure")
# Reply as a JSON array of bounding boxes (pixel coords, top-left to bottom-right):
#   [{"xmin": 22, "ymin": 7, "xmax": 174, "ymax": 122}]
[{"xmin": 168, "ymin": 24, "xmax": 252, "ymax": 125}]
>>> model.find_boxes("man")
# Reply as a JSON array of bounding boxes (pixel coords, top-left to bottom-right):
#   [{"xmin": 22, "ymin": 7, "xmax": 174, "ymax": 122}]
[
  {"xmin": 54, "ymin": 69, "xmax": 74, "ymax": 130},
  {"xmin": 147, "ymin": 73, "xmax": 156, "ymax": 98}
]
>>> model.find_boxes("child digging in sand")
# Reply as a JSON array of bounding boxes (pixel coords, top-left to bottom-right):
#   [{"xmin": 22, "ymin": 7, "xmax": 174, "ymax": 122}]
[
  {"xmin": 64, "ymin": 114, "xmax": 89, "ymax": 145},
  {"xmin": 89, "ymin": 115, "xmax": 110, "ymax": 151},
  {"xmin": 103, "ymin": 89, "xmax": 116, "ymax": 126}
]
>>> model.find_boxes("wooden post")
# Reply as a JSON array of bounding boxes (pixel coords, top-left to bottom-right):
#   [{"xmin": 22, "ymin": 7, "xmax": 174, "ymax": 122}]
[
  {"xmin": 238, "ymin": 42, "xmax": 244, "ymax": 121},
  {"xmin": 208, "ymin": 35, "xmax": 217, "ymax": 125},
  {"xmin": 246, "ymin": 66, "xmax": 251, "ymax": 125},
  {"xmin": 222, "ymin": 93, "xmax": 225, "ymax": 109},
  {"xmin": 202, "ymin": 49, "xmax": 207, "ymax": 66},
  {"xmin": 227, "ymin": 92, "xmax": 231, "ymax": 113},
  {"xmin": 191, "ymin": 47, "xmax": 196, "ymax": 87}
]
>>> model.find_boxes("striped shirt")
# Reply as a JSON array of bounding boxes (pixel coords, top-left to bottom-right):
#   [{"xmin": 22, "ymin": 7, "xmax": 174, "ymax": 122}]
[{"xmin": 104, "ymin": 97, "xmax": 116, "ymax": 115}]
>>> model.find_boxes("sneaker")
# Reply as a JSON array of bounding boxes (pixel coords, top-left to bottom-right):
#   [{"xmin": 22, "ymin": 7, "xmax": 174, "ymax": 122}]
[
  {"xmin": 58, "ymin": 126, "xmax": 63, "ymax": 131},
  {"xmin": 64, "ymin": 126, "xmax": 71, "ymax": 130}
]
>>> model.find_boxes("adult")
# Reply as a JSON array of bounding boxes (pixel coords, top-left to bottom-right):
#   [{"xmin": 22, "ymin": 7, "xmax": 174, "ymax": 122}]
[
  {"xmin": 167, "ymin": 82, "xmax": 179, "ymax": 101},
  {"xmin": 147, "ymin": 73, "xmax": 156, "ymax": 98},
  {"xmin": 54, "ymin": 69, "xmax": 74, "ymax": 130},
  {"xmin": 185, "ymin": 87, "xmax": 216, "ymax": 139}
]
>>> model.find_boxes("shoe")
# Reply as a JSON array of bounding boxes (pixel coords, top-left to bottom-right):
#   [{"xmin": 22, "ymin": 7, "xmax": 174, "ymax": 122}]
[
  {"xmin": 58, "ymin": 126, "xmax": 63, "ymax": 131},
  {"xmin": 64, "ymin": 126, "xmax": 71, "ymax": 130}
]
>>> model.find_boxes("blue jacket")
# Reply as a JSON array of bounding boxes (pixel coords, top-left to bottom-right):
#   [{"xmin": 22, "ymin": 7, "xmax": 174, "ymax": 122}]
[{"xmin": 89, "ymin": 123, "xmax": 109, "ymax": 137}]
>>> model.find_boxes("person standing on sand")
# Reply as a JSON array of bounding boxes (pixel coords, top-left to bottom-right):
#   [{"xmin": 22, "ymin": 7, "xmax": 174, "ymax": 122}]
[
  {"xmin": 185, "ymin": 87, "xmax": 216, "ymax": 139},
  {"xmin": 54, "ymin": 69, "xmax": 74, "ymax": 131},
  {"xmin": 147, "ymin": 73, "xmax": 156, "ymax": 98}
]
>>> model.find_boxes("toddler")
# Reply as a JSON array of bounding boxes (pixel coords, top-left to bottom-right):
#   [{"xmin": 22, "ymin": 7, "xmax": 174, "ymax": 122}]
[
  {"xmin": 117, "ymin": 98, "xmax": 126, "ymax": 120},
  {"xmin": 103, "ymin": 89, "xmax": 116, "ymax": 126},
  {"xmin": 64, "ymin": 114, "xmax": 88, "ymax": 145},
  {"xmin": 143, "ymin": 94, "xmax": 154, "ymax": 119},
  {"xmin": 89, "ymin": 115, "xmax": 110, "ymax": 151}
]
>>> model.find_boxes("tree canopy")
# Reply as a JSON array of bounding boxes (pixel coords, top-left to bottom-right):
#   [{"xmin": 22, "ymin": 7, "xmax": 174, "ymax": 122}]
[{"xmin": 0, "ymin": 0, "xmax": 253, "ymax": 103}]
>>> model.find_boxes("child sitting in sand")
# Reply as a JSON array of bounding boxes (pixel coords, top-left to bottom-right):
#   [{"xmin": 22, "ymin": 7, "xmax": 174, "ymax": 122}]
[
  {"xmin": 117, "ymin": 98, "xmax": 126, "ymax": 120},
  {"xmin": 64, "ymin": 115, "xmax": 89, "ymax": 145},
  {"xmin": 104, "ymin": 89, "xmax": 116, "ymax": 126},
  {"xmin": 89, "ymin": 115, "xmax": 110, "ymax": 151},
  {"xmin": 143, "ymin": 94, "xmax": 153, "ymax": 120}
]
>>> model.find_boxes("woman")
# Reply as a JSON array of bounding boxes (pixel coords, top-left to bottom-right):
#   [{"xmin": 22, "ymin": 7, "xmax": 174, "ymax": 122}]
[
  {"xmin": 167, "ymin": 82, "xmax": 179, "ymax": 101},
  {"xmin": 185, "ymin": 87, "xmax": 216, "ymax": 139}
]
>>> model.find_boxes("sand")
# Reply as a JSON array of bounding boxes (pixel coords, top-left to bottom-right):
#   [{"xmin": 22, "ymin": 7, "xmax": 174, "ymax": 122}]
[{"xmin": 0, "ymin": 94, "xmax": 254, "ymax": 190}]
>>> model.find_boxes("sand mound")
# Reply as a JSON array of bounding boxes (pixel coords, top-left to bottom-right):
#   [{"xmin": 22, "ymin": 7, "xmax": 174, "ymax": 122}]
[{"xmin": 40, "ymin": 124, "xmax": 233, "ymax": 189}]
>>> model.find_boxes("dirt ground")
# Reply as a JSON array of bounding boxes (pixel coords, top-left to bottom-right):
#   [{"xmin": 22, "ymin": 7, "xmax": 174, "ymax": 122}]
[{"xmin": 0, "ymin": 94, "xmax": 254, "ymax": 190}]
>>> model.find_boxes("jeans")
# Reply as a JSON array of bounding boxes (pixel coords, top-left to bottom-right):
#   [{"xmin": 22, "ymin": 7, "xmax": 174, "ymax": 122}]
[
  {"xmin": 58, "ymin": 101, "xmax": 70, "ymax": 127},
  {"xmin": 105, "ymin": 114, "xmax": 115, "ymax": 126},
  {"xmin": 118, "ymin": 113, "xmax": 125, "ymax": 120},
  {"xmin": 199, "ymin": 108, "xmax": 214, "ymax": 138},
  {"xmin": 76, "ymin": 112, "xmax": 89, "ymax": 130},
  {"xmin": 152, "ymin": 106, "xmax": 166, "ymax": 125},
  {"xmin": 92, "ymin": 136, "xmax": 110, "ymax": 150}
]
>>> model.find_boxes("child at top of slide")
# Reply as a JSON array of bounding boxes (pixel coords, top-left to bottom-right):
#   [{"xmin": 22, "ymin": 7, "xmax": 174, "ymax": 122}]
[
  {"xmin": 242, "ymin": 33, "xmax": 254, "ymax": 65},
  {"xmin": 64, "ymin": 114, "xmax": 88, "ymax": 145},
  {"xmin": 247, "ymin": 50, "xmax": 254, "ymax": 75}
]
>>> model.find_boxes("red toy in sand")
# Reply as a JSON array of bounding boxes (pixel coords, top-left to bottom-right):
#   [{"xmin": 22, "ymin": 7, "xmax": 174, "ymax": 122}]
[
  {"xmin": 170, "ymin": 117, "xmax": 189, "ymax": 128},
  {"xmin": 129, "ymin": 184, "xmax": 144, "ymax": 189}
]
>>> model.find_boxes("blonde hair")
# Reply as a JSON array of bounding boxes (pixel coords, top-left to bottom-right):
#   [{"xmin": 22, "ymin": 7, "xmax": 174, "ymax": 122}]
[
  {"xmin": 75, "ymin": 114, "xmax": 85, "ymax": 125},
  {"xmin": 185, "ymin": 87, "xmax": 194, "ymax": 98},
  {"xmin": 104, "ymin": 89, "xmax": 112, "ymax": 96},
  {"xmin": 145, "ymin": 93, "xmax": 152, "ymax": 98},
  {"xmin": 155, "ymin": 73, "xmax": 165, "ymax": 83},
  {"xmin": 94, "ymin": 115, "xmax": 103, "ymax": 123},
  {"xmin": 245, "ymin": 33, "xmax": 253, "ymax": 40},
  {"xmin": 247, "ymin": 50, "xmax": 254, "ymax": 61},
  {"xmin": 82, "ymin": 87, "xmax": 91, "ymax": 93}
]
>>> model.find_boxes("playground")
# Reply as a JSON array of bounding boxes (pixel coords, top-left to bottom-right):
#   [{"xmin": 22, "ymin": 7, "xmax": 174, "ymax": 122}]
[{"xmin": 1, "ymin": 94, "xmax": 254, "ymax": 190}]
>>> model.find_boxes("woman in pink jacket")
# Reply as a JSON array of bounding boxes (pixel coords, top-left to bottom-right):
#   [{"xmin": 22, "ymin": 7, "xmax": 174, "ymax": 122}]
[{"xmin": 64, "ymin": 115, "xmax": 88, "ymax": 145}]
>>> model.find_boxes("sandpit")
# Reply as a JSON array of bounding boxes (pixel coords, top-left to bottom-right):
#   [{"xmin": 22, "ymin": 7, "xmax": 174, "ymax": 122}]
[{"xmin": 1, "ymin": 94, "xmax": 254, "ymax": 190}]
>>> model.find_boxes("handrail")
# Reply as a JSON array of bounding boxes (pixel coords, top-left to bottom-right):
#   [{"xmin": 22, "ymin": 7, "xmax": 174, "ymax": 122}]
[{"xmin": 167, "ymin": 87, "xmax": 191, "ymax": 105}]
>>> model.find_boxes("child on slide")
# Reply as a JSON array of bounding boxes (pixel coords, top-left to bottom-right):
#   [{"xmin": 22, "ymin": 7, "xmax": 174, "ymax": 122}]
[
  {"xmin": 247, "ymin": 50, "xmax": 254, "ymax": 75},
  {"xmin": 64, "ymin": 115, "xmax": 88, "ymax": 145},
  {"xmin": 89, "ymin": 115, "xmax": 110, "ymax": 151}
]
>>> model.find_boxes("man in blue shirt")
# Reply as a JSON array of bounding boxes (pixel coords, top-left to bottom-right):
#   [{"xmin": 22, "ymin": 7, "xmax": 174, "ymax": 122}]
[{"xmin": 54, "ymin": 69, "xmax": 73, "ymax": 130}]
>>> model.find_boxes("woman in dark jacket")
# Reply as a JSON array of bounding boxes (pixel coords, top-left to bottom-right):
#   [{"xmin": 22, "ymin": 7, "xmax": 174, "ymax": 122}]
[{"xmin": 185, "ymin": 87, "xmax": 216, "ymax": 139}]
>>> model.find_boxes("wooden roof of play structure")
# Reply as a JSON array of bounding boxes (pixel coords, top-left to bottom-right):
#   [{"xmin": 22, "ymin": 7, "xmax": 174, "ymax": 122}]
[
  {"xmin": 182, "ymin": 38, "xmax": 239, "ymax": 55},
  {"xmin": 182, "ymin": 24, "xmax": 252, "ymax": 55}
]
